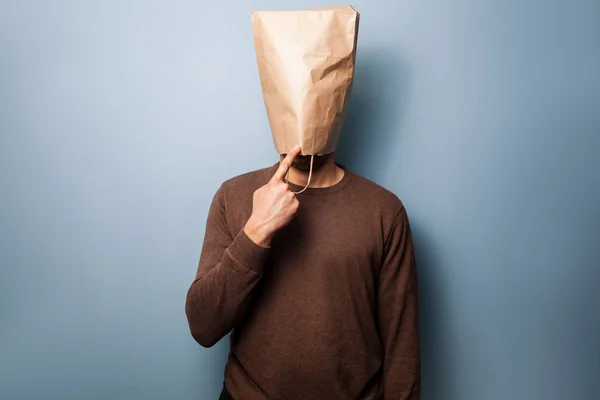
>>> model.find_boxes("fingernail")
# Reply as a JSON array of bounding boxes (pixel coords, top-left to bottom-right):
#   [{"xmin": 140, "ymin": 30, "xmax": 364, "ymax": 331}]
[{"xmin": 294, "ymin": 145, "xmax": 301, "ymax": 151}]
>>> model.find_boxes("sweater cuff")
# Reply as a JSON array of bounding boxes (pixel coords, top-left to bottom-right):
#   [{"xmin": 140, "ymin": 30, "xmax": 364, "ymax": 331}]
[{"xmin": 226, "ymin": 228, "xmax": 271, "ymax": 273}]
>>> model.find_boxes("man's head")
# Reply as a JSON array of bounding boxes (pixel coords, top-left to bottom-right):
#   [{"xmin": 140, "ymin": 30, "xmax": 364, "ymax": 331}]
[
  {"xmin": 281, "ymin": 152, "xmax": 334, "ymax": 172},
  {"xmin": 252, "ymin": 7, "xmax": 359, "ymax": 156}
]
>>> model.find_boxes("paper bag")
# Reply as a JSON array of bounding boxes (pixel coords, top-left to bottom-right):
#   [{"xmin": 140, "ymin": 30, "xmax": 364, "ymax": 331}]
[{"xmin": 251, "ymin": 6, "xmax": 360, "ymax": 155}]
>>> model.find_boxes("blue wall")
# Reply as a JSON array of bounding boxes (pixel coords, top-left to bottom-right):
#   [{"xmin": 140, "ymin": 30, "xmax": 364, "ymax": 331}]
[{"xmin": 1, "ymin": 1, "xmax": 598, "ymax": 399}]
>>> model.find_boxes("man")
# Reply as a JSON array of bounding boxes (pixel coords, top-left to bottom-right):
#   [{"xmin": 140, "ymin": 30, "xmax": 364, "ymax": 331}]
[{"xmin": 185, "ymin": 145, "xmax": 421, "ymax": 399}]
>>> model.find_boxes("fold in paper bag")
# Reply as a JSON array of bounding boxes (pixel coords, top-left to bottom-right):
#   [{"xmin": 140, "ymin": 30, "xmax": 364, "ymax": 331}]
[{"xmin": 251, "ymin": 6, "xmax": 360, "ymax": 155}]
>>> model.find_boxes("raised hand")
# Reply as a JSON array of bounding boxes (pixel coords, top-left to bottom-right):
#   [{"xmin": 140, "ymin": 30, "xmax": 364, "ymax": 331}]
[{"xmin": 243, "ymin": 145, "xmax": 301, "ymax": 247}]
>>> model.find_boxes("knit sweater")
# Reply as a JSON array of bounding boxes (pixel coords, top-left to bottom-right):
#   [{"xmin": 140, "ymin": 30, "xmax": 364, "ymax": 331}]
[{"xmin": 185, "ymin": 162, "xmax": 420, "ymax": 400}]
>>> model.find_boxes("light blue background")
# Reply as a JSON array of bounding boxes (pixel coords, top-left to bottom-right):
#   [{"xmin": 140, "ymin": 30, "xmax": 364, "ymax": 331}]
[{"xmin": 1, "ymin": 1, "xmax": 599, "ymax": 399}]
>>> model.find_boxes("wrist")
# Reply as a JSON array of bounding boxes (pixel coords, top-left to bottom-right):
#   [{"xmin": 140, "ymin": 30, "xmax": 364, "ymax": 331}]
[{"xmin": 243, "ymin": 218, "xmax": 273, "ymax": 248}]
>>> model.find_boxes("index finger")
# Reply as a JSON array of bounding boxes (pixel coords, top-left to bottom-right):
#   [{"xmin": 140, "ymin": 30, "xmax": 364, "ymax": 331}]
[{"xmin": 270, "ymin": 145, "xmax": 301, "ymax": 183}]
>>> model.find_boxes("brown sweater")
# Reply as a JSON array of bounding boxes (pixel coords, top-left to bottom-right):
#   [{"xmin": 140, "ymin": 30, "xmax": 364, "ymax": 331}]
[{"xmin": 185, "ymin": 162, "xmax": 420, "ymax": 400}]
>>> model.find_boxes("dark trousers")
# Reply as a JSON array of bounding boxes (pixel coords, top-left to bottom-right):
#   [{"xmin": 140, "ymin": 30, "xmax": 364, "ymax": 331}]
[{"xmin": 218, "ymin": 385, "xmax": 234, "ymax": 400}]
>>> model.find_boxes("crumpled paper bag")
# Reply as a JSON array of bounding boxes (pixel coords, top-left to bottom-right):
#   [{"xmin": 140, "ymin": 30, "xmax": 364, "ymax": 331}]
[{"xmin": 251, "ymin": 6, "xmax": 360, "ymax": 155}]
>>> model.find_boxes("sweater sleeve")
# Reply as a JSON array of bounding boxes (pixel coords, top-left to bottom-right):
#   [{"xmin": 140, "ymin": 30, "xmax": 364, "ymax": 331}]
[
  {"xmin": 185, "ymin": 184, "xmax": 270, "ymax": 348},
  {"xmin": 378, "ymin": 207, "xmax": 421, "ymax": 399}
]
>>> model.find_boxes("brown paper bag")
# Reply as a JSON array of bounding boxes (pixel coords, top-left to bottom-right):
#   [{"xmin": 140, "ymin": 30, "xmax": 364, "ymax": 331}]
[{"xmin": 251, "ymin": 6, "xmax": 360, "ymax": 156}]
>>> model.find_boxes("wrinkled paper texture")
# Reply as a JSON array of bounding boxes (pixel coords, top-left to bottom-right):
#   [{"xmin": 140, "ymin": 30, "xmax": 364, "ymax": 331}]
[{"xmin": 251, "ymin": 6, "xmax": 360, "ymax": 155}]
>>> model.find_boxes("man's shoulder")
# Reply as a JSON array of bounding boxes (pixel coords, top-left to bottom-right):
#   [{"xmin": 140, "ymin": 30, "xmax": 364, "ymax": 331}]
[{"xmin": 348, "ymin": 170, "xmax": 406, "ymax": 217}]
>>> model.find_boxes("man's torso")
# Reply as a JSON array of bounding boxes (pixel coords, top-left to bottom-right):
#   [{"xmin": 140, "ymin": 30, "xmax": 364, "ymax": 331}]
[{"xmin": 218, "ymin": 163, "xmax": 403, "ymax": 399}]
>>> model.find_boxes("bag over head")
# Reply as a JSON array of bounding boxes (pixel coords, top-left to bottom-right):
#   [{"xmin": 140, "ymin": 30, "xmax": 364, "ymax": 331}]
[{"xmin": 251, "ymin": 6, "xmax": 360, "ymax": 160}]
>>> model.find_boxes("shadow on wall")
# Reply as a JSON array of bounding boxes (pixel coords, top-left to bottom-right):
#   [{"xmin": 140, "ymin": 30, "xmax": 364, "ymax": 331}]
[
  {"xmin": 336, "ymin": 48, "xmax": 450, "ymax": 399},
  {"xmin": 194, "ymin": 338, "xmax": 230, "ymax": 399},
  {"xmin": 410, "ymin": 223, "xmax": 455, "ymax": 400},
  {"xmin": 335, "ymin": 48, "xmax": 412, "ymax": 180}
]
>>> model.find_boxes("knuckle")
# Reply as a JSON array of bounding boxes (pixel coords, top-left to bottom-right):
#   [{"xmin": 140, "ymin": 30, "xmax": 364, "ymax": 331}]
[{"xmin": 273, "ymin": 188, "xmax": 285, "ymax": 199}]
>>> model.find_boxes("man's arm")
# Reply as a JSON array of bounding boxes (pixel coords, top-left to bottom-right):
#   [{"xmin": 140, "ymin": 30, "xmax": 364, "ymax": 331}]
[
  {"xmin": 185, "ymin": 146, "xmax": 301, "ymax": 347},
  {"xmin": 185, "ymin": 184, "xmax": 271, "ymax": 347},
  {"xmin": 377, "ymin": 206, "xmax": 421, "ymax": 399}
]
